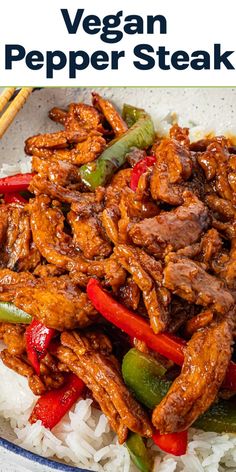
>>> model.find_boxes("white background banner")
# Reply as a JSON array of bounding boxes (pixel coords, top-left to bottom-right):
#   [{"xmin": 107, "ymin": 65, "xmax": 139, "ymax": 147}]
[{"xmin": 0, "ymin": 0, "xmax": 235, "ymax": 86}]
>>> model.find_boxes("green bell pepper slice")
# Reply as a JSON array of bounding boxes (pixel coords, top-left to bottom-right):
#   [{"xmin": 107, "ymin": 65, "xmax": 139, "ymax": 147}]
[
  {"xmin": 126, "ymin": 433, "xmax": 153, "ymax": 472},
  {"xmin": 0, "ymin": 302, "xmax": 32, "ymax": 324},
  {"xmin": 122, "ymin": 348, "xmax": 169, "ymax": 409},
  {"xmin": 80, "ymin": 106, "xmax": 155, "ymax": 190},
  {"xmin": 122, "ymin": 104, "xmax": 143, "ymax": 128},
  {"xmin": 195, "ymin": 399, "xmax": 236, "ymax": 434},
  {"xmin": 122, "ymin": 348, "xmax": 236, "ymax": 434}
]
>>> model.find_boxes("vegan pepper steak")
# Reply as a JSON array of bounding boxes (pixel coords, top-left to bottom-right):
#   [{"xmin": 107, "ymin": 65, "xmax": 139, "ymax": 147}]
[{"xmin": 0, "ymin": 92, "xmax": 236, "ymax": 470}]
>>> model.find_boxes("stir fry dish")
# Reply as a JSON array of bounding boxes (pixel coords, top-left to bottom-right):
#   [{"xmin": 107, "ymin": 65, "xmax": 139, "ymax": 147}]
[{"xmin": 0, "ymin": 93, "xmax": 236, "ymax": 470}]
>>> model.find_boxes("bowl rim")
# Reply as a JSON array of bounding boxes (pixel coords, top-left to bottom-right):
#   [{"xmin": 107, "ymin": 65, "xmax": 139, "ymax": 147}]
[{"xmin": 0, "ymin": 436, "xmax": 92, "ymax": 472}]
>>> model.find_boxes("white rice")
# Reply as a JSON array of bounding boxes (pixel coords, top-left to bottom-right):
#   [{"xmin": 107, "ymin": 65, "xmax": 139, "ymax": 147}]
[
  {"xmin": 1, "ymin": 135, "xmax": 236, "ymax": 472},
  {"xmin": 0, "ymin": 349, "xmax": 236, "ymax": 472},
  {"xmin": 0, "ymin": 159, "xmax": 32, "ymax": 178}
]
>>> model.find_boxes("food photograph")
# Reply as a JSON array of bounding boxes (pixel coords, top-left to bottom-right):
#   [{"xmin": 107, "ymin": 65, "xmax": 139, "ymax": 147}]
[{"xmin": 0, "ymin": 87, "xmax": 236, "ymax": 472}]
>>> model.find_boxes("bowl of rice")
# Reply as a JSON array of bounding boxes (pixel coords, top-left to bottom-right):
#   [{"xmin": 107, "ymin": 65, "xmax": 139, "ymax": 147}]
[{"xmin": 0, "ymin": 87, "xmax": 236, "ymax": 472}]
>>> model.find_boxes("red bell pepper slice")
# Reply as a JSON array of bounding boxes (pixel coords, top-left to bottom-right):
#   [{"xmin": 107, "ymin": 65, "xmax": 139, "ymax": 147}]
[
  {"xmin": 130, "ymin": 155, "xmax": 156, "ymax": 191},
  {"xmin": 152, "ymin": 430, "xmax": 188, "ymax": 456},
  {"xmin": 223, "ymin": 362, "xmax": 236, "ymax": 390},
  {"xmin": 26, "ymin": 319, "xmax": 55, "ymax": 375},
  {"xmin": 87, "ymin": 278, "xmax": 184, "ymax": 365},
  {"xmin": 4, "ymin": 192, "xmax": 27, "ymax": 204},
  {"xmin": 0, "ymin": 173, "xmax": 34, "ymax": 193},
  {"xmin": 29, "ymin": 373, "xmax": 85, "ymax": 429},
  {"xmin": 87, "ymin": 278, "xmax": 236, "ymax": 391}
]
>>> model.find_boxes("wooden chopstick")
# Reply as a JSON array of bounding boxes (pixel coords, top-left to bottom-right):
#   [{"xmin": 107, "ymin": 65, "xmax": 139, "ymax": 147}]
[
  {"xmin": 0, "ymin": 87, "xmax": 33, "ymax": 139},
  {"xmin": 0, "ymin": 87, "xmax": 16, "ymax": 114}
]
